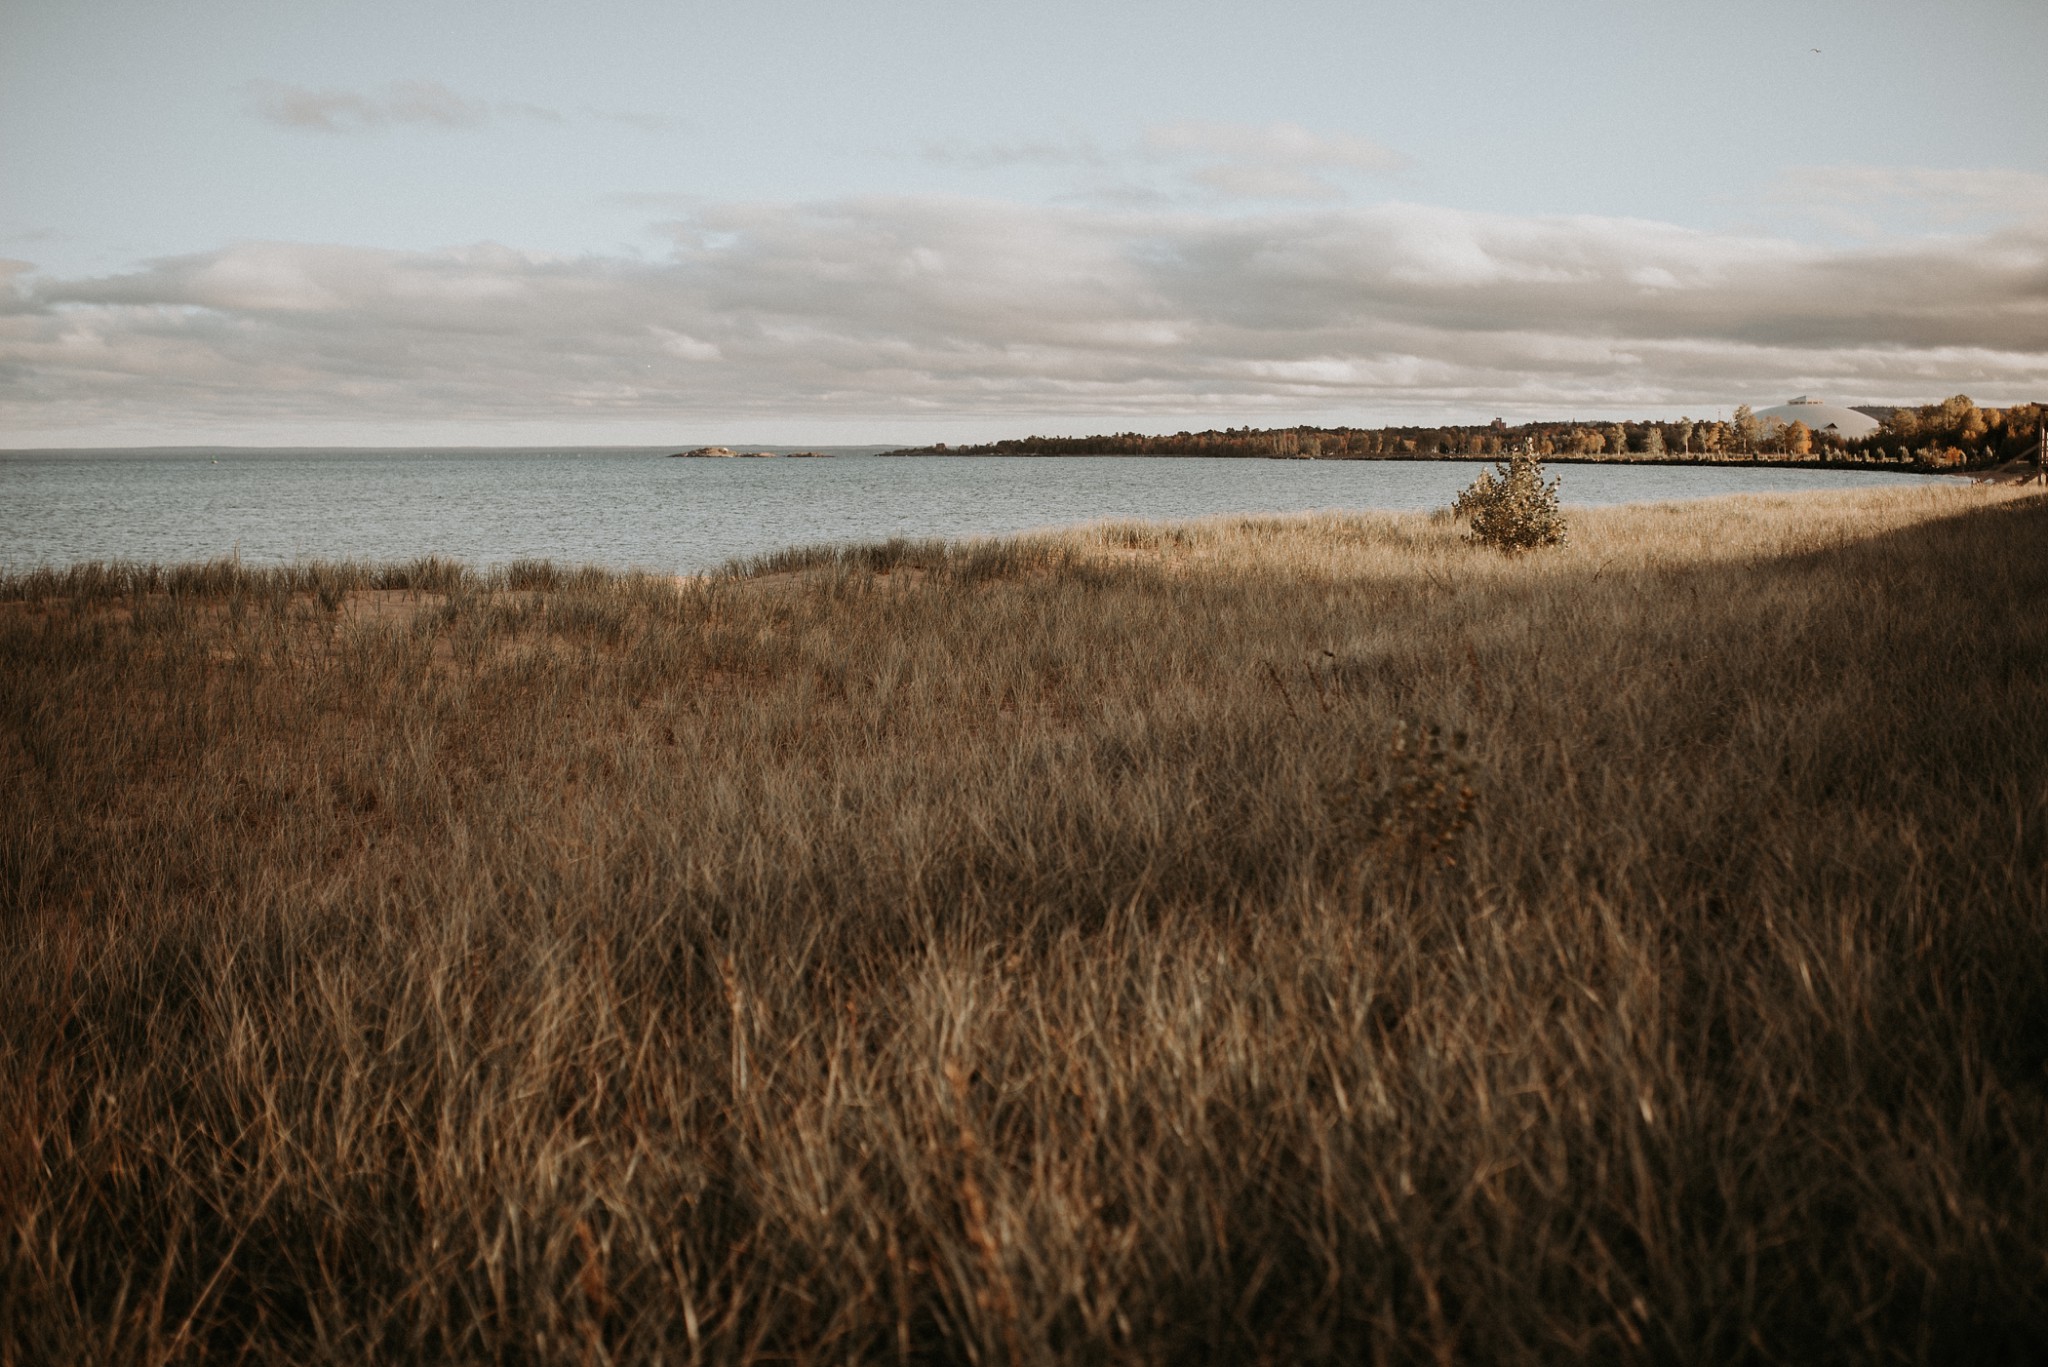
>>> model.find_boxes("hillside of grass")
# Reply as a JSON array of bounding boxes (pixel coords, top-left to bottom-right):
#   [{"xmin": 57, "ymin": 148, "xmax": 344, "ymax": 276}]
[{"xmin": 3, "ymin": 486, "xmax": 2045, "ymax": 1364}]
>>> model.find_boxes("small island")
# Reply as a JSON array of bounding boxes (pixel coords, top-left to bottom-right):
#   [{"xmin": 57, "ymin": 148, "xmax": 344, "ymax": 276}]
[{"xmin": 669, "ymin": 447, "xmax": 833, "ymax": 459}]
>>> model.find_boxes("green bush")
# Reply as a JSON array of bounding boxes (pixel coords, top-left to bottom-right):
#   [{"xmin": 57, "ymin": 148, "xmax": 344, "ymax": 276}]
[{"xmin": 1452, "ymin": 445, "xmax": 1568, "ymax": 551}]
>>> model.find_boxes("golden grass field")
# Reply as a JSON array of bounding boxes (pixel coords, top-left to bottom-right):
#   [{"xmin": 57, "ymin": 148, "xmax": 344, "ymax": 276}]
[{"xmin": 3, "ymin": 484, "xmax": 2045, "ymax": 1364}]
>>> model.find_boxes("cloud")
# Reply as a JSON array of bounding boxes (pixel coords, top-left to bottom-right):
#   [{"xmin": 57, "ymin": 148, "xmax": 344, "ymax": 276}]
[
  {"xmin": 589, "ymin": 108, "xmax": 684, "ymax": 134},
  {"xmin": 1764, "ymin": 165, "xmax": 2048, "ymax": 236},
  {"xmin": 1145, "ymin": 120, "xmax": 1408, "ymax": 174},
  {"xmin": 4, "ymin": 192, "xmax": 2046, "ymax": 439},
  {"xmin": 1188, "ymin": 164, "xmax": 1347, "ymax": 203},
  {"xmin": 920, "ymin": 136, "xmax": 1106, "ymax": 170},
  {"xmin": 1144, "ymin": 120, "xmax": 1409, "ymax": 202},
  {"xmin": 918, "ymin": 122, "xmax": 1403, "ymax": 204},
  {"xmin": 649, "ymin": 325, "xmax": 721, "ymax": 361},
  {"xmin": 244, "ymin": 80, "xmax": 673, "ymax": 135},
  {"xmin": 247, "ymin": 79, "xmax": 499, "ymax": 131}
]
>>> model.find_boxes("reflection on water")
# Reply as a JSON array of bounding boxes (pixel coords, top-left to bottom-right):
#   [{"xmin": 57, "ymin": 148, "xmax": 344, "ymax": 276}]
[{"xmin": 0, "ymin": 447, "xmax": 1946, "ymax": 574}]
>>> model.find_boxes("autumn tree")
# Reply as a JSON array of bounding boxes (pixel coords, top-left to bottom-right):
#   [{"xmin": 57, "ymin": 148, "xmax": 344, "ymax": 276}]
[
  {"xmin": 1939, "ymin": 394, "xmax": 1979, "ymax": 434},
  {"xmin": 1733, "ymin": 405, "xmax": 1760, "ymax": 454}
]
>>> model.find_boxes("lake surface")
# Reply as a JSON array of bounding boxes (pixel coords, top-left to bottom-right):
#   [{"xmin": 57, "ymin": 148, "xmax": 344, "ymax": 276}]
[{"xmin": 0, "ymin": 447, "xmax": 1946, "ymax": 575}]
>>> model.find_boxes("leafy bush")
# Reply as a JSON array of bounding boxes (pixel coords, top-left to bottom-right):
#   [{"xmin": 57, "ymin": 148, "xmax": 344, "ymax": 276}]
[{"xmin": 1452, "ymin": 445, "xmax": 1568, "ymax": 551}]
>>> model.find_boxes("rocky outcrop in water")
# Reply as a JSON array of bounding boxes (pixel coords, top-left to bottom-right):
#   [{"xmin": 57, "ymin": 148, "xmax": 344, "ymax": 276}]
[{"xmin": 669, "ymin": 447, "xmax": 835, "ymax": 459}]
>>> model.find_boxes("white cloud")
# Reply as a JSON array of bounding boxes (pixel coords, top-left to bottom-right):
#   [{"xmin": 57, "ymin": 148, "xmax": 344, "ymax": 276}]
[
  {"xmin": 1764, "ymin": 164, "xmax": 2048, "ymax": 236},
  {"xmin": 1189, "ymin": 164, "xmax": 1346, "ymax": 203},
  {"xmin": 1144, "ymin": 120, "xmax": 1409, "ymax": 202},
  {"xmin": 4, "ymin": 192, "xmax": 2045, "ymax": 440},
  {"xmin": 1145, "ymin": 120, "xmax": 1408, "ymax": 174},
  {"xmin": 923, "ymin": 122, "xmax": 1405, "ymax": 204},
  {"xmin": 921, "ymin": 136, "xmax": 1106, "ymax": 170},
  {"xmin": 650, "ymin": 326, "xmax": 722, "ymax": 361}
]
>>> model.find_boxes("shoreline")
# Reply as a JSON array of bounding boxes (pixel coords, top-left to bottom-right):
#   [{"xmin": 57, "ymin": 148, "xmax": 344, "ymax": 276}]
[{"xmin": 881, "ymin": 449, "xmax": 1972, "ymax": 475}]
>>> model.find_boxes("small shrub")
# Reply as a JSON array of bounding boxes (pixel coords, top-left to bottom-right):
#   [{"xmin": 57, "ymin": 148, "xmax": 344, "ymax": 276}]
[{"xmin": 1451, "ymin": 445, "xmax": 1568, "ymax": 551}]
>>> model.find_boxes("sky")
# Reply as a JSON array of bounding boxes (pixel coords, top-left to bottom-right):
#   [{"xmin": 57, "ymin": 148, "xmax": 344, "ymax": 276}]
[{"xmin": 3, "ymin": 0, "xmax": 2046, "ymax": 446}]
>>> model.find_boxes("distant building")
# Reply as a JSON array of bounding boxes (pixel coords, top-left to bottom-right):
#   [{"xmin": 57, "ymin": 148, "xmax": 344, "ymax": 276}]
[{"xmin": 1754, "ymin": 396, "xmax": 1880, "ymax": 439}]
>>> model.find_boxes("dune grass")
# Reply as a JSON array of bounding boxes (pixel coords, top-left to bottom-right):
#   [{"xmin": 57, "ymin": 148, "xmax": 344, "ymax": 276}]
[{"xmin": 2, "ymin": 485, "xmax": 2045, "ymax": 1364}]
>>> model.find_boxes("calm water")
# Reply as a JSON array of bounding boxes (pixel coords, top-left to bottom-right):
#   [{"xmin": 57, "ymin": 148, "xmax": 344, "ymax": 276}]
[{"xmin": 0, "ymin": 447, "xmax": 1945, "ymax": 575}]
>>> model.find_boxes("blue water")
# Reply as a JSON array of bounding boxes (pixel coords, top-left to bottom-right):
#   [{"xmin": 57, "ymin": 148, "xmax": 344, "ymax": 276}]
[{"xmin": 0, "ymin": 447, "xmax": 1947, "ymax": 575}]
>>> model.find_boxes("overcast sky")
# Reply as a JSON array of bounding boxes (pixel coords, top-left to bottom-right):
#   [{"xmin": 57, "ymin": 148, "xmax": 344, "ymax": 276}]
[{"xmin": 4, "ymin": 0, "xmax": 2046, "ymax": 445}]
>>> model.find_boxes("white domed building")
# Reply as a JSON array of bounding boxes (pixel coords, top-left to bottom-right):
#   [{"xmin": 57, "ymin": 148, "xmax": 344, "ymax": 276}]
[{"xmin": 1754, "ymin": 396, "xmax": 1881, "ymax": 440}]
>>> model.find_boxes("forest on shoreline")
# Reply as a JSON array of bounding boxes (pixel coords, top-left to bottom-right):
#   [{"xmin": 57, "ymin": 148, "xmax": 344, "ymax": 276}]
[{"xmin": 885, "ymin": 394, "xmax": 2045, "ymax": 472}]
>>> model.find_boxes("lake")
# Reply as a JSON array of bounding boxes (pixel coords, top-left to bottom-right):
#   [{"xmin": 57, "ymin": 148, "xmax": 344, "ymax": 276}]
[{"xmin": 0, "ymin": 447, "xmax": 1947, "ymax": 575}]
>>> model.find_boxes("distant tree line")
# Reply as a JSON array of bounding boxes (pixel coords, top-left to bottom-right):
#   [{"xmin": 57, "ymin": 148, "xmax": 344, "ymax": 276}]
[
  {"xmin": 1846, "ymin": 395, "xmax": 2044, "ymax": 470},
  {"xmin": 885, "ymin": 397, "xmax": 2044, "ymax": 471}
]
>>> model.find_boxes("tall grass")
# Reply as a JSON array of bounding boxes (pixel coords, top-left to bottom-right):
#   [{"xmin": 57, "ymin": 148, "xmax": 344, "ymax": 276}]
[{"xmin": 3, "ymin": 486, "xmax": 2045, "ymax": 1364}]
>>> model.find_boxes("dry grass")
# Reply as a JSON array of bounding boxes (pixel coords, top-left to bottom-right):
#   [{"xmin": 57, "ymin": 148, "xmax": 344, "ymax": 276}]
[{"xmin": 3, "ymin": 485, "xmax": 2046, "ymax": 1364}]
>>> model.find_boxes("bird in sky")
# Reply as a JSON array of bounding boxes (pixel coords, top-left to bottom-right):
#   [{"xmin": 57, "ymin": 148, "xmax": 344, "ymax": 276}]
[{"xmin": 1810, "ymin": 47, "xmax": 1822, "ymax": 52}]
